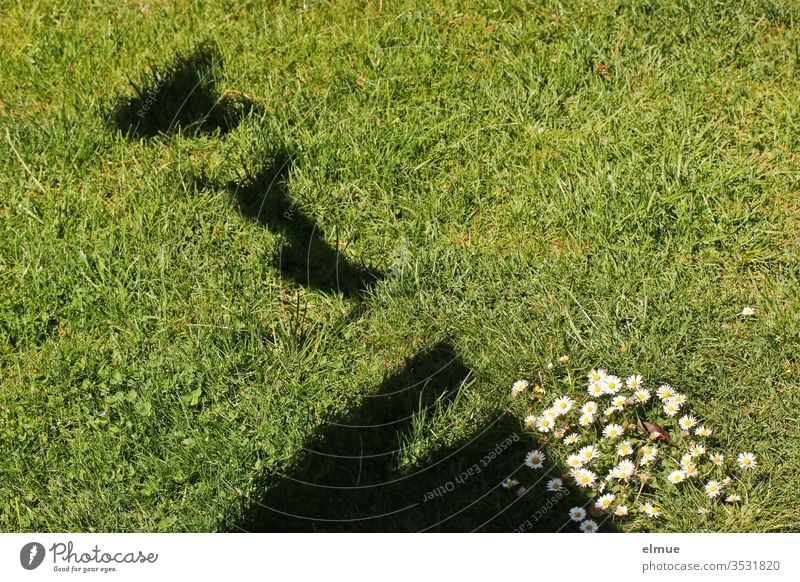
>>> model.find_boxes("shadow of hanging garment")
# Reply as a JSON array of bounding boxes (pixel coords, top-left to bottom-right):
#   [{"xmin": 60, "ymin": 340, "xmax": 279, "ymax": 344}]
[
  {"xmin": 219, "ymin": 154, "xmax": 382, "ymax": 298},
  {"xmin": 229, "ymin": 341, "xmax": 471, "ymax": 531},
  {"xmin": 109, "ymin": 41, "xmax": 258, "ymax": 139},
  {"xmin": 224, "ymin": 341, "xmax": 611, "ymax": 532}
]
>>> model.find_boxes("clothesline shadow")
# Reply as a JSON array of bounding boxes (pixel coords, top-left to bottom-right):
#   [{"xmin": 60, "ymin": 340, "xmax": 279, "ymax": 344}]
[
  {"xmin": 224, "ymin": 341, "xmax": 614, "ymax": 532},
  {"xmin": 108, "ymin": 41, "xmax": 258, "ymax": 139},
  {"xmin": 105, "ymin": 46, "xmax": 612, "ymax": 529},
  {"xmin": 197, "ymin": 152, "xmax": 382, "ymax": 299}
]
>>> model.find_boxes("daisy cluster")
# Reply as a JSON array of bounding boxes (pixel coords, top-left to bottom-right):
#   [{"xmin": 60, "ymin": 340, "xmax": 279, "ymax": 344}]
[{"xmin": 509, "ymin": 367, "xmax": 757, "ymax": 532}]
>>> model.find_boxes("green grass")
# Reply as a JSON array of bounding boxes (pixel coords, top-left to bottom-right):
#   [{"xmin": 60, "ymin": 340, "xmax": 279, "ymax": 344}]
[{"xmin": 1, "ymin": 0, "xmax": 799, "ymax": 532}]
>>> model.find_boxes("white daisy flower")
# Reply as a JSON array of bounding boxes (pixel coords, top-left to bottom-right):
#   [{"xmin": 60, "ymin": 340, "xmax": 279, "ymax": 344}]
[
  {"xmin": 602, "ymin": 375, "xmax": 622, "ymax": 394},
  {"xmin": 563, "ymin": 433, "xmax": 580, "ymax": 445},
  {"xmin": 603, "ymin": 406, "xmax": 620, "ymax": 417},
  {"xmin": 726, "ymin": 493, "xmax": 742, "ymax": 503},
  {"xmin": 679, "ymin": 415, "xmax": 698, "ymax": 430},
  {"xmin": 588, "ymin": 369, "xmax": 606, "ymax": 383},
  {"xmin": 710, "ymin": 452, "xmax": 724, "ymax": 466},
  {"xmin": 523, "ymin": 415, "xmax": 537, "ymax": 430},
  {"xmin": 533, "ymin": 384, "xmax": 546, "ymax": 394},
  {"xmin": 569, "ymin": 506, "xmax": 587, "ymax": 522},
  {"xmin": 511, "ymin": 380, "xmax": 529, "ymax": 397},
  {"xmin": 552, "ymin": 395, "xmax": 574, "ymax": 416},
  {"xmin": 542, "ymin": 408, "xmax": 558, "ymax": 420},
  {"xmin": 571, "ymin": 468, "xmax": 597, "ymax": 488},
  {"xmin": 705, "ymin": 480, "xmax": 722, "ymax": 498},
  {"xmin": 632, "ymin": 388, "xmax": 651, "ymax": 403},
  {"xmin": 603, "ymin": 423, "xmax": 625, "ymax": 439},
  {"xmin": 741, "ymin": 306, "xmax": 756, "ymax": 316},
  {"xmin": 640, "ymin": 503, "xmax": 661, "ymax": 518},
  {"xmin": 670, "ymin": 393, "xmax": 688, "ymax": 407},
  {"xmin": 501, "ymin": 478, "xmax": 519, "ymax": 489},
  {"xmin": 657, "ymin": 385, "xmax": 675, "ymax": 401},
  {"xmin": 626, "ymin": 374, "xmax": 643, "ymax": 389},
  {"xmin": 695, "ymin": 426, "xmax": 712, "ymax": 437},
  {"xmin": 667, "ymin": 470, "xmax": 686, "ymax": 485},
  {"xmin": 611, "ymin": 460, "xmax": 635, "ymax": 481},
  {"xmin": 581, "ymin": 401, "xmax": 599, "ymax": 415},
  {"xmin": 611, "ymin": 395, "xmax": 627, "ymax": 408},
  {"xmin": 680, "ymin": 454, "xmax": 694, "ymax": 470},
  {"xmin": 641, "ymin": 444, "xmax": 658, "ymax": 458},
  {"xmin": 558, "ymin": 355, "xmax": 570, "ymax": 364},
  {"xmin": 594, "ymin": 493, "xmax": 615, "ymax": 510},
  {"xmin": 566, "ymin": 454, "xmax": 584, "ymax": 469},
  {"xmin": 578, "ymin": 413, "xmax": 594, "ymax": 427},
  {"xmin": 579, "ymin": 445, "xmax": 599, "ymax": 463},
  {"xmin": 689, "ymin": 444, "xmax": 706, "ymax": 458},
  {"xmin": 535, "ymin": 416, "xmax": 554, "ymax": 433},
  {"xmin": 697, "ymin": 507, "xmax": 710, "ymax": 516},
  {"xmin": 617, "ymin": 440, "xmax": 633, "ymax": 456},
  {"xmin": 614, "ymin": 505, "xmax": 629, "ymax": 517},
  {"xmin": 684, "ymin": 463, "xmax": 699, "ymax": 479},
  {"xmin": 579, "ymin": 519, "xmax": 599, "ymax": 532},
  {"xmin": 640, "ymin": 453, "xmax": 657, "ymax": 466},
  {"xmin": 525, "ymin": 449, "xmax": 546, "ymax": 469},
  {"xmin": 737, "ymin": 452, "xmax": 757, "ymax": 470},
  {"xmin": 546, "ymin": 478, "xmax": 564, "ymax": 492},
  {"xmin": 587, "ymin": 382, "xmax": 605, "ymax": 397},
  {"xmin": 656, "ymin": 384, "xmax": 675, "ymax": 402},
  {"xmin": 663, "ymin": 401, "xmax": 680, "ymax": 417}
]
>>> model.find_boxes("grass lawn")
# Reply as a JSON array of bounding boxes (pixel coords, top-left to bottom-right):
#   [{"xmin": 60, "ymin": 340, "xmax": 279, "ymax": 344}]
[{"xmin": 1, "ymin": 0, "xmax": 799, "ymax": 532}]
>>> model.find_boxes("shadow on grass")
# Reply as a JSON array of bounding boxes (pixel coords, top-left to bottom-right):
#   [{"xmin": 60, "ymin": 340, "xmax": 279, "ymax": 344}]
[
  {"xmin": 198, "ymin": 152, "xmax": 382, "ymax": 298},
  {"xmin": 225, "ymin": 341, "xmax": 614, "ymax": 532},
  {"xmin": 109, "ymin": 41, "xmax": 258, "ymax": 139}
]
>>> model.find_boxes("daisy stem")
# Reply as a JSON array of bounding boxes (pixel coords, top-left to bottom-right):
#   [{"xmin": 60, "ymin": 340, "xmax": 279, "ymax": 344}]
[{"xmin": 633, "ymin": 476, "xmax": 646, "ymax": 506}]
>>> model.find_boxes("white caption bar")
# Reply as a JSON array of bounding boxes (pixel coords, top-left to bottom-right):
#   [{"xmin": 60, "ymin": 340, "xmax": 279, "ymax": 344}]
[{"xmin": 1, "ymin": 533, "xmax": 797, "ymax": 581}]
